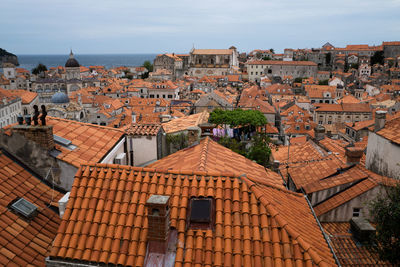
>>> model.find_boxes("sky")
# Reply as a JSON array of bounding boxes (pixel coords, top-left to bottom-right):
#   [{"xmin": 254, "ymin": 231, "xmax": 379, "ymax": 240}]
[{"xmin": 1, "ymin": 0, "xmax": 400, "ymax": 55}]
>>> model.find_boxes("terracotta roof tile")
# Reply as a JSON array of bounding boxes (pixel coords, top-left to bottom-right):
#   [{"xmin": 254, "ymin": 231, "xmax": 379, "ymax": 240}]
[
  {"xmin": 163, "ymin": 111, "xmax": 209, "ymax": 134},
  {"xmin": 149, "ymin": 137, "xmax": 284, "ymax": 189},
  {"xmin": 376, "ymin": 117, "xmax": 400, "ymax": 144},
  {"xmin": 47, "ymin": 117, "xmax": 125, "ymax": 167},
  {"xmin": 0, "ymin": 151, "xmax": 62, "ymax": 267},
  {"xmin": 123, "ymin": 123, "xmax": 162, "ymax": 136},
  {"xmin": 48, "ymin": 164, "xmax": 337, "ymax": 266},
  {"xmin": 322, "ymin": 222, "xmax": 395, "ymax": 266}
]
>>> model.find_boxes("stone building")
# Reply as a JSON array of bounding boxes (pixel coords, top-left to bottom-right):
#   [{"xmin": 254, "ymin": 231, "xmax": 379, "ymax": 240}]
[
  {"xmin": 246, "ymin": 60, "xmax": 317, "ymax": 82},
  {"xmin": 0, "ymin": 88, "xmax": 21, "ymax": 128},
  {"xmin": 313, "ymin": 103, "xmax": 372, "ymax": 125},
  {"xmin": 188, "ymin": 47, "xmax": 239, "ymax": 77},
  {"xmin": 153, "ymin": 53, "xmax": 189, "ymax": 80},
  {"xmin": 33, "ymin": 51, "xmax": 99, "ymax": 102},
  {"xmin": 382, "ymin": 41, "xmax": 400, "ymax": 58}
]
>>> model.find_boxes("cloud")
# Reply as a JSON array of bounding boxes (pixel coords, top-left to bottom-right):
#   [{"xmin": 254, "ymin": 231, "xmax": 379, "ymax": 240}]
[{"xmin": 1, "ymin": 0, "xmax": 399, "ymax": 54}]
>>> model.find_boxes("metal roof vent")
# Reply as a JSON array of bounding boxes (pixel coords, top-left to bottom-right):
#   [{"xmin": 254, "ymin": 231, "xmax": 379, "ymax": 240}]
[
  {"xmin": 54, "ymin": 135, "xmax": 76, "ymax": 150},
  {"xmin": 10, "ymin": 198, "xmax": 38, "ymax": 219}
]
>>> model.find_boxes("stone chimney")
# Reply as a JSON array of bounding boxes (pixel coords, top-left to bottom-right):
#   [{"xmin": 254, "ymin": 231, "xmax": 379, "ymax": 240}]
[
  {"xmin": 146, "ymin": 195, "xmax": 170, "ymax": 245},
  {"xmin": 374, "ymin": 110, "xmax": 387, "ymax": 132},
  {"xmin": 12, "ymin": 125, "xmax": 54, "ymax": 150},
  {"xmin": 345, "ymin": 146, "xmax": 364, "ymax": 165},
  {"xmin": 187, "ymin": 126, "xmax": 200, "ymax": 146},
  {"xmin": 314, "ymin": 125, "xmax": 325, "ymax": 142}
]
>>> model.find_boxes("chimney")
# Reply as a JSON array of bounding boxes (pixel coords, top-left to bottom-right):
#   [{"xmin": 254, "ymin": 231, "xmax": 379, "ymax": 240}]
[
  {"xmin": 131, "ymin": 111, "xmax": 137, "ymax": 123},
  {"xmin": 12, "ymin": 124, "xmax": 55, "ymax": 150},
  {"xmin": 198, "ymin": 122, "xmax": 215, "ymax": 138},
  {"xmin": 374, "ymin": 110, "xmax": 387, "ymax": 132},
  {"xmin": 350, "ymin": 217, "xmax": 375, "ymax": 244},
  {"xmin": 272, "ymin": 160, "xmax": 280, "ymax": 172},
  {"xmin": 187, "ymin": 126, "xmax": 200, "ymax": 146},
  {"xmin": 345, "ymin": 146, "xmax": 364, "ymax": 165},
  {"xmin": 314, "ymin": 125, "xmax": 325, "ymax": 142},
  {"xmin": 146, "ymin": 195, "xmax": 170, "ymax": 251},
  {"xmin": 58, "ymin": 192, "xmax": 70, "ymax": 218}
]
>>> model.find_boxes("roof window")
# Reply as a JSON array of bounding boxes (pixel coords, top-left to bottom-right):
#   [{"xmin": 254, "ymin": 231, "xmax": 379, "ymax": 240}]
[
  {"xmin": 10, "ymin": 198, "xmax": 38, "ymax": 219},
  {"xmin": 189, "ymin": 198, "xmax": 214, "ymax": 229},
  {"xmin": 54, "ymin": 134, "xmax": 77, "ymax": 150}
]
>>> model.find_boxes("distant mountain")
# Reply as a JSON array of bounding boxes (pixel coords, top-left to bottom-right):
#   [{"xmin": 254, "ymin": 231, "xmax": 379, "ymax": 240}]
[{"xmin": 0, "ymin": 48, "xmax": 19, "ymax": 67}]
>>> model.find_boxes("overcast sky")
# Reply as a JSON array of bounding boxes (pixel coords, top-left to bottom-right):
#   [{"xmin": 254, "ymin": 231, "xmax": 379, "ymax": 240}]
[{"xmin": 1, "ymin": 0, "xmax": 400, "ymax": 55}]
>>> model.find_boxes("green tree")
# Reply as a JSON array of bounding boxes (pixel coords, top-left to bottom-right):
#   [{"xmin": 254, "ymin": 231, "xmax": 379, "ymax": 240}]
[
  {"xmin": 209, "ymin": 109, "xmax": 267, "ymax": 128},
  {"xmin": 262, "ymin": 56, "xmax": 271, "ymax": 60},
  {"xmin": 143, "ymin": 60, "xmax": 153, "ymax": 72},
  {"xmin": 369, "ymin": 185, "xmax": 400, "ymax": 265},
  {"xmin": 32, "ymin": 63, "xmax": 47, "ymax": 75},
  {"xmin": 269, "ymin": 48, "xmax": 275, "ymax": 54},
  {"xmin": 246, "ymin": 133, "xmax": 271, "ymax": 166},
  {"xmin": 371, "ymin": 51, "xmax": 384, "ymax": 66}
]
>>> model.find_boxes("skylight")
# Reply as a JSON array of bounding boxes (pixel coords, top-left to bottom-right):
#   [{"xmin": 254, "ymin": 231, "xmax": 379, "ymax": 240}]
[
  {"xmin": 10, "ymin": 198, "xmax": 38, "ymax": 219},
  {"xmin": 53, "ymin": 135, "xmax": 76, "ymax": 150}
]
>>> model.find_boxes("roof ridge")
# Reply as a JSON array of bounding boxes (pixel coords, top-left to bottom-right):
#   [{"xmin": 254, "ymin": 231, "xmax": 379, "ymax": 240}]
[
  {"xmin": 84, "ymin": 163, "xmax": 239, "ymax": 178},
  {"xmin": 198, "ymin": 137, "xmax": 209, "ymax": 171},
  {"xmin": 48, "ymin": 116, "xmax": 124, "ymax": 133},
  {"xmin": 245, "ymin": 179, "xmax": 330, "ymax": 267}
]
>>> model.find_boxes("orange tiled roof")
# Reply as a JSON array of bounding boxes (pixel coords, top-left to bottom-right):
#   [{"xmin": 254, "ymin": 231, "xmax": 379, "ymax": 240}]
[
  {"xmin": 304, "ymin": 85, "xmax": 336, "ymax": 99},
  {"xmin": 8, "ymin": 89, "xmax": 38, "ymax": 104},
  {"xmin": 163, "ymin": 111, "xmax": 209, "ymax": 134},
  {"xmin": 149, "ymin": 137, "xmax": 284, "ymax": 188},
  {"xmin": 314, "ymin": 103, "xmax": 371, "ymax": 113},
  {"xmin": 47, "ymin": 117, "xmax": 125, "ymax": 167},
  {"xmin": 0, "ymin": 151, "xmax": 62, "ymax": 266},
  {"xmin": 313, "ymin": 177, "xmax": 377, "ymax": 216},
  {"xmin": 376, "ymin": 117, "xmax": 400, "ymax": 144},
  {"xmin": 345, "ymin": 119, "xmax": 374, "ymax": 131},
  {"xmin": 337, "ymin": 95, "xmax": 360, "ymax": 104},
  {"xmin": 123, "ymin": 123, "xmax": 162, "ymax": 136},
  {"xmin": 322, "ymin": 222, "xmax": 394, "ymax": 266},
  {"xmin": 48, "ymin": 164, "xmax": 336, "ymax": 266}
]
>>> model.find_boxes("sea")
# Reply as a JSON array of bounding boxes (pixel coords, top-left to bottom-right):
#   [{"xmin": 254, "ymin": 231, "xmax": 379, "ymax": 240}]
[{"xmin": 16, "ymin": 54, "xmax": 157, "ymax": 71}]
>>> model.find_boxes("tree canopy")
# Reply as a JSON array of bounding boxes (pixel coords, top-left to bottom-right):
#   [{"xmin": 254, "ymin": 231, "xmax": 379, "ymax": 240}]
[
  {"xmin": 209, "ymin": 109, "xmax": 267, "ymax": 127},
  {"xmin": 143, "ymin": 60, "xmax": 153, "ymax": 72},
  {"xmin": 32, "ymin": 63, "xmax": 47, "ymax": 75},
  {"xmin": 369, "ymin": 185, "xmax": 400, "ymax": 265}
]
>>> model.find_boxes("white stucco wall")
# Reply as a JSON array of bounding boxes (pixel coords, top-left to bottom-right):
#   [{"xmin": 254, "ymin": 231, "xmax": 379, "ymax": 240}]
[
  {"xmin": 101, "ymin": 137, "xmax": 126, "ymax": 164},
  {"xmin": 366, "ymin": 132, "xmax": 400, "ymax": 179},
  {"xmin": 132, "ymin": 136, "xmax": 158, "ymax": 166}
]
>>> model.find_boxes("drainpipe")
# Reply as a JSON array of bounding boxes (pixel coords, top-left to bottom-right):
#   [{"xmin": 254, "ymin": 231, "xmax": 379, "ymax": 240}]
[{"xmin": 302, "ymin": 190, "xmax": 342, "ymax": 267}]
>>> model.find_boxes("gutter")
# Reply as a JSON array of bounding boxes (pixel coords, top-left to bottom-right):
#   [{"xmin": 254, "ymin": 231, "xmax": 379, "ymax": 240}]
[{"xmin": 302, "ymin": 189, "xmax": 342, "ymax": 267}]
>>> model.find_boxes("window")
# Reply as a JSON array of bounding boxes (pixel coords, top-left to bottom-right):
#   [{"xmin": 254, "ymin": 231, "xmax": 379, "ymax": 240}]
[
  {"xmin": 188, "ymin": 197, "xmax": 214, "ymax": 229},
  {"xmin": 190, "ymin": 198, "xmax": 212, "ymax": 223},
  {"xmin": 353, "ymin": 208, "xmax": 361, "ymax": 217}
]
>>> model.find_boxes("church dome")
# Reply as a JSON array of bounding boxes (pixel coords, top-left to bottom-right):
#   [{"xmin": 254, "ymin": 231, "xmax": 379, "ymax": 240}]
[
  {"xmin": 65, "ymin": 50, "xmax": 80, "ymax": 68},
  {"xmin": 51, "ymin": 92, "xmax": 70, "ymax": 104}
]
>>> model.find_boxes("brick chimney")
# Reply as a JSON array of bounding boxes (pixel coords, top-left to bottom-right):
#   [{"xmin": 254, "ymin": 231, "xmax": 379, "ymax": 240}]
[
  {"xmin": 12, "ymin": 125, "xmax": 54, "ymax": 150},
  {"xmin": 146, "ymin": 195, "xmax": 170, "ymax": 247},
  {"xmin": 374, "ymin": 110, "xmax": 387, "ymax": 132},
  {"xmin": 345, "ymin": 146, "xmax": 364, "ymax": 165}
]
